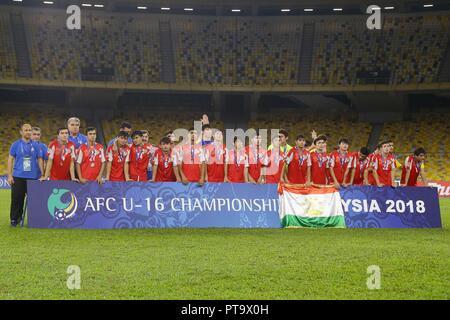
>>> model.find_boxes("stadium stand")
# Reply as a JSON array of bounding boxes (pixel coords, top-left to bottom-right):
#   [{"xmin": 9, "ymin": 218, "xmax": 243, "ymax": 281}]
[
  {"xmin": 0, "ymin": 12, "xmax": 17, "ymax": 80},
  {"xmin": 102, "ymin": 111, "xmax": 225, "ymax": 145},
  {"xmin": 248, "ymin": 112, "xmax": 373, "ymax": 153},
  {"xmin": 0, "ymin": 8, "xmax": 448, "ymax": 85},
  {"xmin": 311, "ymin": 14, "xmax": 450, "ymax": 85},
  {"xmin": 379, "ymin": 112, "xmax": 450, "ymax": 180},
  {"xmin": 22, "ymin": 9, "xmax": 161, "ymax": 82}
]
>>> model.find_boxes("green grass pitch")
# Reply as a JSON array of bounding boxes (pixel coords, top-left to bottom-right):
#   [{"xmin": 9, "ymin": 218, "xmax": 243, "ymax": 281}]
[{"xmin": 0, "ymin": 189, "xmax": 448, "ymax": 299}]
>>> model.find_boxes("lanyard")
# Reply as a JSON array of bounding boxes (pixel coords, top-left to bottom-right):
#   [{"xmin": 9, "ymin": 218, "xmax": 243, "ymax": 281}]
[
  {"xmin": 339, "ymin": 152, "xmax": 347, "ymax": 167},
  {"xmin": 235, "ymin": 150, "xmax": 240, "ymax": 167},
  {"xmin": 215, "ymin": 144, "xmax": 222, "ymax": 162},
  {"xmin": 296, "ymin": 147, "xmax": 306, "ymax": 166},
  {"xmin": 317, "ymin": 152, "xmax": 325, "ymax": 168},
  {"xmin": 89, "ymin": 143, "xmax": 97, "ymax": 162},
  {"xmin": 381, "ymin": 156, "xmax": 389, "ymax": 170},
  {"xmin": 135, "ymin": 146, "xmax": 143, "ymax": 161},
  {"xmin": 21, "ymin": 140, "xmax": 32, "ymax": 157},
  {"xmin": 415, "ymin": 160, "xmax": 421, "ymax": 173},
  {"xmin": 118, "ymin": 147, "xmax": 126, "ymax": 162},
  {"xmin": 162, "ymin": 151, "xmax": 170, "ymax": 168},
  {"xmin": 190, "ymin": 145, "xmax": 195, "ymax": 162}
]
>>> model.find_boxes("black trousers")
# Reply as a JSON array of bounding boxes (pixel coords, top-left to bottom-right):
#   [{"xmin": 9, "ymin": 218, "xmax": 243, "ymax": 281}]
[{"xmin": 10, "ymin": 177, "xmax": 29, "ymax": 222}]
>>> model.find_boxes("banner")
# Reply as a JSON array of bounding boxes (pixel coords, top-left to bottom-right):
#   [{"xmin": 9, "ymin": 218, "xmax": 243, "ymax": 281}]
[
  {"xmin": 27, "ymin": 181, "xmax": 281, "ymax": 229},
  {"xmin": 26, "ymin": 181, "xmax": 442, "ymax": 229},
  {"xmin": 418, "ymin": 181, "xmax": 450, "ymax": 198},
  {"xmin": 340, "ymin": 186, "xmax": 441, "ymax": 228},
  {"xmin": 0, "ymin": 175, "xmax": 10, "ymax": 189}
]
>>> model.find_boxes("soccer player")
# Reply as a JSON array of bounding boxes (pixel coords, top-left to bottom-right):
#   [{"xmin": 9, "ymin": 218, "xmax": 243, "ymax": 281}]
[
  {"xmin": 345, "ymin": 147, "xmax": 370, "ymax": 186},
  {"xmin": 224, "ymin": 137, "xmax": 246, "ymax": 183},
  {"xmin": 400, "ymin": 148, "xmax": 427, "ymax": 186},
  {"xmin": 265, "ymin": 136, "xmax": 284, "ymax": 184},
  {"xmin": 366, "ymin": 141, "xmax": 396, "ymax": 187},
  {"xmin": 141, "ymin": 129, "xmax": 159, "ymax": 181},
  {"xmin": 329, "ymin": 138, "xmax": 352, "ymax": 187},
  {"xmin": 76, "ymin": 127, "xmax": 106, "ymax": 184},
  {"xmin": 152, "ymin": 137, "xmax": 177, "ymax": 182},
  {"xmin": 268, "ymin": 129, "xmax": 292, "ymax": 155},
  {"xmin": 31, "ymin": 127, "xmax": 48, "ymax": 177},
  {"xmin": 309, "ymin": 135, "xmax": 329, "ymax": 186},
  {"xmin": 105, "ymin": 131, "xmax": 130, "ymax": 182},
  {"xmin": 124, "ymin": 131, "xmax": 151, "ymax": 182},
  {"xmin": 67, "ymin": 117, "xmax": 87, "ymax": 149},
  {"xmin": 245, "ymin": 132, "xmax": 267, "ymax": 184},
  {"xmin": 108, "ymin": 122, "xmax": 132, "ymax": 146},
  {"xmin": 204, "ymin": 129, "xmax": 225, "ymax": 182},
  {"xmin": 201, "ymin": 124, "xmax": 213, "ymax": 146},
  {"xmin": 41, "ymin": 128, "xmax": 78, "ymax": 181},
  {"xmin": 364, "ymin": 143, "xmax": 381, "ymax": 186},
  {"xmin": 282, "ymin": 134, "xmax": 311, "ymax": 185},
  {"xmin": 8, "ymin": 124, "xmax": 44, "ymax": 227},
  {"xmin": 173, "ymin": 128, "xmax": 205, "ymax": 185}
]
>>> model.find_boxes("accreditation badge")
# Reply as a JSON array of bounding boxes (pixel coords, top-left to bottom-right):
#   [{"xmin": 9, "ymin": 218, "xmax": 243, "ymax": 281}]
[{"xmin": 23, "ymin": 157, "xmax": 31, "ymax": 172}]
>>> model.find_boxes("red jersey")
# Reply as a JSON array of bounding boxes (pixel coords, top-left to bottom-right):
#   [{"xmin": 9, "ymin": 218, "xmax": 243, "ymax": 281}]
[
  {"xmin": 126, "ymin": 143, "xmax": 152, "ymax": 182},
  {"xmin": 76, "ymin": 143, "xmax": 105, "ymax": 181},
  {"xmin": 226, "ymin": 149, "xmax": 246, "ymax": 183},
  {"xmin": 153, "ymin": 149, "xmax": 176, "ymax": 182},
  {"xmin": 329, "ymin": 150, "xmax": 351, "ymax": 184},
  {"xmin": 175, "ymin": 144, "xmax": 205, "ymax": 182},
  {"xmin": 107, "ymin": 144, "xmax": 130, "ymax": 181},
  {"xmin": 372, "ymin": 154, "xmax": 396, "ymax": 186},
  {"xmin": 245, "ymin": 145, "xmax": 267, "ymax": 182},
  {"xmin": 47, "ymin": 140, "xmax": 76, "ymax": 180},
  {"xmin": 285, "ymin": 147, "xmax": 311, "ymax": 184},
  {"xmin": 401, "ymin": 155, "xmax": 422, "ymax": 186},
  {"xmin": 348, "ymin": 152, "xmax": 369, "ymax": 185},
  {"xmin": 310, "ymin": 151, "xmax": 329, "ymax": 185},
  {"xmin": 265, "ymin": 150, "xmax": 282, "ymax": 184},
  {"xmin": 204, "ymin": 143, "xmax": 225, "ymax": 182}
]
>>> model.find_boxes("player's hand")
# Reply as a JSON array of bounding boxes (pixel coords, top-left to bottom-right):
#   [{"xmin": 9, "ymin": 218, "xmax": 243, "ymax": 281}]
[
  {"xmin": 333, "ymin": 182, "xmax": 340, "ymax": 190},
  {"xmin": 126, "ymin": 178, "xmax": 133, "ymax": 182},
  {"xmin": 96, "ymin": 176, "xmax": 103, "ymax": 185},
  {"xmin": 72, "ymin": 178, "xmax": 80, "ymax": 183},
  {"xmin": 377, "ymin": 183, "xmax": 384, "ymax": 187},
  {"xmin": 79, "ymin": 177, "xmax": 87, "ymax": 184},
  {"xmin": 8, "ymin": 175, "xmax": 14, "ymax": 185},
  {"xmin": 198, "ymin": 179, "xmax": 205, "ymax": 187},
  {"xmin": 305, "ymin": 181, "xmax": 312, "ymax": 187},
  {"xmin": 182, "ymin": 178, "xmax": 189, "ymax": 185},
  {"xmin": 224, "ymin": 177, "xmax": 229, "ymax": 183},
  {"xmin": 311, "ymin": 130, "xmax": 317, "ymax": 140}
]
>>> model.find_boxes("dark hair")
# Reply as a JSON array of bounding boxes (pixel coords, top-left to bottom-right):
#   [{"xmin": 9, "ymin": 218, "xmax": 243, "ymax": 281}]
[
  {"xmin": 131, "ymin": 130, "xmax": 142, "ymax": 138},
  {"xmin": 160, "ymin": 137, "xmax": 171, "ymax": 145},
  {"xmin": 380, "ymin": 140, "xmax": 391, "ymax": 147},
  {"xmin": 338, "ymin": 138, "xmax": 349, "ymax": 145},
  {"xmin": 376, "ymin": 142, "xmax": 382, "ymax": 150},
  {"xmin": 86, "ymin": 126, "xmax": 96, "ymax": 134},
  {"xmin": 414, "ymin": 147, "xmax": 426, "ymax": 156},
  {"xmin": 234, "ymin": 136, "xmax": 242, "ymax": 144},
  {"xmin": 57, "ymin": 127, "xmax": 68, "ymax": 135},
  {"xmin": 188, "ymin": 127, "xmax": 195, "ymax": 132},
  {"xmin": 385, "ymin": 140, "xmax": 393, "ymax": 144},
  {"xmin": 279, "ymin": 129, "xmax": 289, "ymax": 138},
  {"xmin": 117, "ymin": 130, "xmax": 129, "ymax": 138},
  {"xmin": 202, "ymin": 124, "xmax": 211, "ymax": 131},
  {"xmin": 313, "ymin": 134, "xmax": 327, "ymax": 145},
  {"xmin": 305, "ymin": 140, "xmax": 312, "ymax": 147},
  {"xmin": 165, "ymin": 131, "xmax": 173, "ymax": 136},
  {"xmin": 296, "ymin": 134, "xmax": 305, "ymax": 141},
  {"xmin": 120, "ymin": 122, "xmax": 132, "ymax": 129},
  {"xmin": 360, "ymin": 147, "xmax": 370, "ymax": 156}
]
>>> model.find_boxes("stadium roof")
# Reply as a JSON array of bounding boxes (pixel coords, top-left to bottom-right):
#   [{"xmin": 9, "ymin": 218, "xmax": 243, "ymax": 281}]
[{"xmin": 2, "ymin": 0, "xmax": 450, "ymax": 15}]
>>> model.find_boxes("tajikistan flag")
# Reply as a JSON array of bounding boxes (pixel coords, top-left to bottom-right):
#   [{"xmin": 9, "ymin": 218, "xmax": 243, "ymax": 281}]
[{"xmin": 278, "ymin": 184, "xmax": 346, "ymax": 228}]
